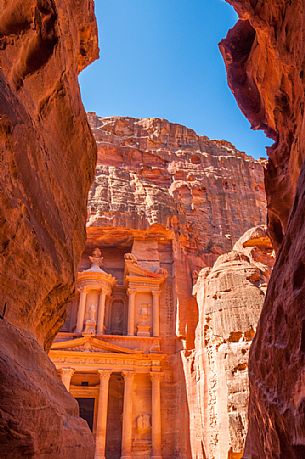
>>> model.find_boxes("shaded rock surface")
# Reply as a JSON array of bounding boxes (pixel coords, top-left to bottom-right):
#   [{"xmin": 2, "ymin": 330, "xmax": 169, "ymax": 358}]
[
  {"xmin": 0, "ymin": 1, "xmax": 98, "ymax": 457},
  {"xmin": 221, "ymin": 2, "xmax": 305, "ymax": 457},
  {"xmin": 220, "ymin": 0, "xmax": 305, "ymax": 250}
]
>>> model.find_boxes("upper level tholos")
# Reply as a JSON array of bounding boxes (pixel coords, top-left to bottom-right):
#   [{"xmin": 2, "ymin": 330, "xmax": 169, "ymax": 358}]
[{"xmin": 60, "ymin": 240, "xmax": 170, "ymax": 343}]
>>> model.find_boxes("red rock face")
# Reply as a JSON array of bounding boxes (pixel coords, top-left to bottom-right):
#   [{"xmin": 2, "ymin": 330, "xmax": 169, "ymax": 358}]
[
  {"xmin": 221, "ymin": 2, "xmax": 305, "ymax": 457},
  {"xmin": 0, "ymin": 1, "xmax": 98, "ymax": 457},
  {"xmin": 88, "ymin": 114, "xmax": 266, "ymax": 349},
  {"xmin": 86, "ymin": 115, "xmax": 269, "ymax": 457},
  {"xmin": 193, "ymin": 226, "xmax": 274, "ymax": 458},
  {"xmin": 220, "ymin": 1, "xmax": 305, "ymax": 250},
  {"xmin": 88, "ymin": 115, "xmax": 266, "ymax": 267}
]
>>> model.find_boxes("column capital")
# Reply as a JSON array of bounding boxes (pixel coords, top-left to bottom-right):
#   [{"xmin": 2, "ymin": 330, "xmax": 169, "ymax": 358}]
[
  {"xmin": 152, "ymin": 290, "xmax": 161, "ymax": 297},
  {"xmin": 122, "ymin": 370, "xmax": 135, "ymax": 381},
  {"xmin": 150, "ymin": 371, "xmax": 163, "ymax": 381},
  {"xmin": 97, "ymin": 369, "xmax": 112, "ymax": 381},
  {"xmin": 60, "ymin": 368, "xmax": 75, "ymax": 391},
  {"xmin": 127, "ymin": 288, "xmax": 137, "ymax": 296},
  {"xmin": 60, "ymin": 367, "xmax": 75, "ymax": 377}
]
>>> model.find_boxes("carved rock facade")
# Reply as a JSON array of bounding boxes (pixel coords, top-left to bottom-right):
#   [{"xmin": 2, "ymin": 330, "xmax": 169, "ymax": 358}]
[
  {"xmin": 87, "ymin": 114, "xmax": 267, "ymax": 350},
  {"xmin": 50, "ymin": 115, "xmax": 270, "ymax": 458},
  {"xmin": 0, "ymin": 1, "xmax": 98, "ymax": 457}
]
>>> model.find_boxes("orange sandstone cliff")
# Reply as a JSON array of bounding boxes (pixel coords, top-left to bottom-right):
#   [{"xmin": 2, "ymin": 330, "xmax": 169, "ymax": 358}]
[
  {"xmin": 87, "ymin": 114, "xmax": 266, "ymax": 350},
  {"xmin": 221, "ymin": 1, "xmax": 305, "ymax": 457},
  {"xmin": 0, "ymin": 1, "xmax": 98, "ymax": 457},
  {"xmin": 84, "ymin": 115, "xmax": 269, "ymax": 457},
  {"xmin": 193, "ymin": 226, "xmax": 274, "ymax": 458}
]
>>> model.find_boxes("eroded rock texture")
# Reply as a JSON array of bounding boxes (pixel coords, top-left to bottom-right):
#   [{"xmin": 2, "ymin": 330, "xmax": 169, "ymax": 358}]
[
  {"xmin": 86, "ymin": 115, "xmax": 268, "ymax": 457},
  {"xmin": 193, "ymin": 226, "xmax": 274, "ymax": 459},
  {"xmin": 220, "ymin": 0, "xmax": 305, "ymax": 250},
  {"xmin": 88, "ymin": 114, "xmax": 266, "ymax": 268},
  {"xmin": 221, "ymin": 2, "xmax": 305, "ymax": 457},
  {"xmin": 88, "ymin": 114, "xmax": 266, "ymax": 350},
  {"xmin": 0, "ymin": 1, "xmax": 98, "ymax": 457}
]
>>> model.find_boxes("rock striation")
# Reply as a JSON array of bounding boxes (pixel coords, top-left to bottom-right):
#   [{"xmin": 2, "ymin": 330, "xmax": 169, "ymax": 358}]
[
  {"xmin": 87, "ymin": 114, "xmax": 266, "ymax": 349},
  {"xmin": 84, "ymin": 115, "xmax": 270, "ymax": 457},
  {"xmin": 220, "ymin": 0, "xmax": 305, "ymax": 250},
  {"xmin": 0, "ymin": 1, "xmax": 98, "ymax": 457},
  {"xmin": 88, "ymin": 114, "xmax": 266, "ymax": 264},
  {"xmin": 221, "ymin": 1, "xmax": 305, "ymax": 457},
  {"xmin": 193, "ymin": 226, "xmax": 274, "ymax": 458}
]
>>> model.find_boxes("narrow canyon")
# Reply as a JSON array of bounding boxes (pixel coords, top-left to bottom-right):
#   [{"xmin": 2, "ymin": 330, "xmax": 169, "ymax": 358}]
[{"xmin": 1, "ymin": 1, "xmax": 305, "ymax": 459}]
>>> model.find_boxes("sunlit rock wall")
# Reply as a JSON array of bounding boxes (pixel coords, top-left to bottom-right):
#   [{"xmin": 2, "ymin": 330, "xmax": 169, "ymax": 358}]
[
  {"xmin": 87, "ymin": 114, "xmax": 268, "ymax": 457},
  {"xmin": 87, "ymin": 114, "xmax": 266, "ymax": 350}
]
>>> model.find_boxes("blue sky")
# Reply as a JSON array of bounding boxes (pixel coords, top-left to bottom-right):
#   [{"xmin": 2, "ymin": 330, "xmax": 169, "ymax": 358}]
[{"xmin": 79, "ymin": 0, "xmax": 272, "ymax": 159}]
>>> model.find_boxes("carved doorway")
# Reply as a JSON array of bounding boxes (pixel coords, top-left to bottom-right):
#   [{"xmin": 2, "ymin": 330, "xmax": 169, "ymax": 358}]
[
  {"xmin": 105, "ymin": 373, "xmax": 124, "ymax": 458},
  {"xmin": 76, "ymin": 397, "xmax": 95, "ymax": 431}
]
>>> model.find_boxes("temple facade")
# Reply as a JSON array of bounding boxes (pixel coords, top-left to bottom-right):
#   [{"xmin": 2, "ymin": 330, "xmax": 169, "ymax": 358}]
[{"xmin": 49, "ymin": 235, "xmax": 183, "ymax": 459}]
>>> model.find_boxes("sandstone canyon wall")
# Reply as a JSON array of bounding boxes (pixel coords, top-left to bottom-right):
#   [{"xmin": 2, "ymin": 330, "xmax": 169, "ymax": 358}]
[
  {"xmin": 0, "ymin": 1, "xmax": 98, "ymax": 457},
  {"xmin": 221, "ymin": 1, "xmax": 305, "ymax": 457},
  {"xmin": 193, "ymin": 226, "xmax": 273, "ymax": 459},
  {"xmin": 84, "ymin": 114, "xmax": 269, "ymax": 458}
]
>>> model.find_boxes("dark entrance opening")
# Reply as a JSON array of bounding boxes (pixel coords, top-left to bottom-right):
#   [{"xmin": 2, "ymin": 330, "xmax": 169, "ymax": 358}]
[
  {"xmin": 105, "ymin": 373, "xmax": 124, "ymax": 458},
  {"xmin": 76, "ymin": 397, "xmax": 95, "ymax": 431}
]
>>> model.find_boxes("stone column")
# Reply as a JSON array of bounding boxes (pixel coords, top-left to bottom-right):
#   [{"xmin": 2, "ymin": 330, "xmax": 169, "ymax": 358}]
[
  {"xmin": 121, "ymin": 371, "xmax": 135, "ymax": 459},
  {"xmin": 95, "ymin": 370, "xmax": 112, "ymax": 459},
  {"xmin": 76, "ymin": 288, "xmax": 87, "ymax": 333},
  {"xmin": 150, "ymin": 372, "xmax": 162, "ymax": 459},
  {"xmin": 127, "ymin": 289, "xmax": 136, "ymax": 336},
  {"xmin": 152, "ymin": 291, "xmax": 161, "ymax": 337},
  {"xmin": 60, "ymin": 368, "xmax": 74, "ymax": 391},
  {"xmin": 97, "ymin": 291, "xmax": 107, "ymax": 335}
]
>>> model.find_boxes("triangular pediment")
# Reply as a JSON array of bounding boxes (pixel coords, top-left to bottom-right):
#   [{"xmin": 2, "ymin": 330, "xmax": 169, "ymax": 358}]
[{"xmin": 51, "ymin": 336, "xmax": 138, "ymax": 354}]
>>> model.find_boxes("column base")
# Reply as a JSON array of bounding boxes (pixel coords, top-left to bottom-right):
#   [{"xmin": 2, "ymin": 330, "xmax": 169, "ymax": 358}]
[
  {"xmin": 151, "ymin": 456, "xmax": 162, "ymax": 459},
  {"xmin": 120, "ymin": 456, "xmax": 132, "ymax": 459},
  {"xmin": 94, "ymin": 455, "xmax": 106, "ymax": 459}
]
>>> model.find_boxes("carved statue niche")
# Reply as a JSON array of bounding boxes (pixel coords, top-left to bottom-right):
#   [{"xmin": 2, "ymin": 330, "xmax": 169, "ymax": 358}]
[
  {"xmin": 89, "ymin": 303, "xmax": 97, "ymax": 321},
  {"xmin": 136, "ymin": 303, "xmax": 151, "ymax": 337},
  {"xmin": 110, "ymin": 300, "xmax": 125, "ymax": 335},
  {"xmin": 136, "ymin": 413, "xmax": 151, "ymax": 435},
  {"xmin": 133, "ymin": 413, "xmax": 151, "ymax": 453},
  {"xmin": 83, "ymin": 303, "xmax": 97, "ymax": 336}
]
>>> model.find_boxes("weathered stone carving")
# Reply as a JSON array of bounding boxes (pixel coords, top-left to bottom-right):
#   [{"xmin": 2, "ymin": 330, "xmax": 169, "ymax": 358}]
[
  {"xmin": 136, "ymin": 304, "xmax": 151, "ymax": 337},
  {"xmin": 136, "ymin": 413, "xmax": 151, "ymax": 434},
  {"xmin": 89, "ymin": 247, "xmax": 104, "ymax": 270}
]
